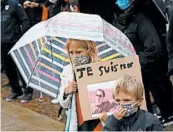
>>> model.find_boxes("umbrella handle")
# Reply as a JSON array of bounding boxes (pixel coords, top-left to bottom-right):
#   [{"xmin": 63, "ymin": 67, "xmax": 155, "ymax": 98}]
[
  {"xmin": 65, "ymin": 94, "xmax": 73, "ymax": 131},
  {"xmin": 65, "ymin": 108, "xmax": 72, "ymax": 131}
]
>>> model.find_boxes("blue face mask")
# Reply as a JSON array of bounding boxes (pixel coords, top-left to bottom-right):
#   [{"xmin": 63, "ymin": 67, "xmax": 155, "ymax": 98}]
[{"xmin": 116, "ymin": 0, "xmax": 131, "ymax": 10}]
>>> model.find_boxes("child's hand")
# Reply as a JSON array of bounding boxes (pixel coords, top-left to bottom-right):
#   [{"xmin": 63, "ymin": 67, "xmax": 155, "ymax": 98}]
[
  {"xmin": 99, "ymin": 111, "xmax": 107, "ymax": 124},
  {"xmin": 64, "ymin": 80, "xmax": 77, "ymax": 95},
  {"xmin": 113, "ymin": 105, "xmax": 126, "ymax": 120}
]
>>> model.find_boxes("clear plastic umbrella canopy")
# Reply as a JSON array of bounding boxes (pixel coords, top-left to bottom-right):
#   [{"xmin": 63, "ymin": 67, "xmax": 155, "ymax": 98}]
[{"xmin": 9, "ymin": 12, "xmax": 136, "ymax": 98}]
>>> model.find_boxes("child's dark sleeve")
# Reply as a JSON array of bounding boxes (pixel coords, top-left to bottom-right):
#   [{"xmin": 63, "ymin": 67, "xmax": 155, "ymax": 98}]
[
  {"xmin": 103, "ymin": 115, "xmax": 121, "ymax": 131},
  {"xmin": 149, "ymin": 118, "xmax": 163, "ymax": 131}
]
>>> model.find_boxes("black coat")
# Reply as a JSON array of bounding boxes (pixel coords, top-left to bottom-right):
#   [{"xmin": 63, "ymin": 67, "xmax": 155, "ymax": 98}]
[
  {"xmin": 165, "ymin": 0, "xmax": 173, "ymax": 21},
  {"xmin": 79, "ymin": 0, "xmax": 114, "ymax": 23},
  {"xmin": 114, "ymin": 12, "xmax": 162, "ymax": 73},
  {"xmin": 167, "ymin": 11, "xmax": 173, "ymax": 76},
  {"xmin": 1, "ymin": 0, "xmax": 30, "ymax": 44},
  {"xmin": 103, "ymin": 109, "xmax": 163, "ymax": 131},
  {"xmin": 22, "ymin": 0, "xmax": 46, "ymax": 26},
  {"xmin": 47, "ymin": 0, "xmax": 62, "ymax": 18}
]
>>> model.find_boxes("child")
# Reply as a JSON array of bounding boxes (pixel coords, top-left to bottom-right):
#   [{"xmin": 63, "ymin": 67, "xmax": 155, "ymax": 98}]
[
  {"xmin": 103, "ymin": 75, "xmax": 163, "ymax": 131},
  {"xmin": 59, "ymin": 39, "xmax": 102, "ymax": 131}
]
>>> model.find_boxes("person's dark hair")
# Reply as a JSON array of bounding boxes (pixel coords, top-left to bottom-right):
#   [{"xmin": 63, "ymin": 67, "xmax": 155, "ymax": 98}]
[{"xmin": 97, "ymin": 89, "xmax": 105, "ymax": 97}]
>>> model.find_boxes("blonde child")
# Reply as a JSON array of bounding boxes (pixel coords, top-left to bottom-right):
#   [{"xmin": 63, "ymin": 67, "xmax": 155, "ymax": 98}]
[
  {"xmin": 59, "ymin": 39, "xmax": 102, "ymax": 131},
  {"xmin": 102, "ymin": 75, "xmax": 163, "ymax": 131}
]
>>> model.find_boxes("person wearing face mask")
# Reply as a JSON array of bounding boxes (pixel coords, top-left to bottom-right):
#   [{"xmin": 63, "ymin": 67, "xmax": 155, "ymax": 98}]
[
  {"xmin": 103, "ymin": 75, "xmax": 163, "ymax": 131},
  {"xmin": 113, "ymin": 0, "xmax": 173, "ymax": 127},
  {"xmin": 59, "ymin": 39, "xmax": 103, "ymax": 131},
  {"xmin": 51, "ymin": 0, "xmax": 79, "ymax": 105}
]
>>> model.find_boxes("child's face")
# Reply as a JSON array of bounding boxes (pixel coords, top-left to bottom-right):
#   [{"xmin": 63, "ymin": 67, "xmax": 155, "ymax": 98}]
[
  {"xmin": 68, "ymin": 41, "xmax": 90, "ymax": 66},
  {"xmin": 113, "ymin": 91, "xmax": 142, "ymax": 118},
  {"xmin": 68, "ymin": 41, "xmax": 89, "ymax": 58},
  {"xmin": 114, "ymin": 91, "xmax": 138, "ymax": 105}
]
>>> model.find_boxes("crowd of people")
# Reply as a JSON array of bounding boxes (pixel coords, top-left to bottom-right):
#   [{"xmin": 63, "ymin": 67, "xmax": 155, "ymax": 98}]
[{"xmin": 1, "ymin": 0, "xmax": 173, "ymax": 131}]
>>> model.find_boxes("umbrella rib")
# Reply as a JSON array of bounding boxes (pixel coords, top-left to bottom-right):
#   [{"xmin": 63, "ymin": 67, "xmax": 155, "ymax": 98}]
[
  {"xmin": 26, "ymin": 54, "xmax": 41, "ymax": 88},
  {"xmin": 50, "ymin": 37, "xmax": 62, "ymax": 97},
  {"xmin": 26, "ymin": 38, "xmax": 49, "ymax": 88}
]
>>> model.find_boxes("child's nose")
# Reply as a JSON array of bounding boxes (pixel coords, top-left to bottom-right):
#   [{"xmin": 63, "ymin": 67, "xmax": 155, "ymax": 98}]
[
  {"xmin": 72, "ymin": 52, "xmax": 77, "ymax": 57},
  {"xmin": 119, "ymin": 101, "xmax": 124, "ymax": 105}
]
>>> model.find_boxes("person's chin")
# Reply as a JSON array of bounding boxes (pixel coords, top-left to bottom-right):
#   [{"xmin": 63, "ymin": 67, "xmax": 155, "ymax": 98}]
[{"xmin": 95, "ymin": 102, "xmax": 101, "ymax": 106}]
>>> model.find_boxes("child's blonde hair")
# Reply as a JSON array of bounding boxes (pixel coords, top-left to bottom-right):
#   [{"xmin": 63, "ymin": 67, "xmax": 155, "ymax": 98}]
[
  {"xmin": 113, "ymin": 75, "xmax": 144, "ymax": 100},
  {"xmin": 66, "ymin": 38, "xmax": 99, "ymax": 63}
]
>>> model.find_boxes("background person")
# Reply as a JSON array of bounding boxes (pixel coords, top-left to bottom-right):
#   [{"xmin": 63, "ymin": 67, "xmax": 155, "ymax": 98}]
[
  {"xmin": 1, "ymin": 0, "xmax": 33, "ymax": 103},
  {"xmin": 22, "ymin": 0, "xmax": 48, "ymax": 27}
]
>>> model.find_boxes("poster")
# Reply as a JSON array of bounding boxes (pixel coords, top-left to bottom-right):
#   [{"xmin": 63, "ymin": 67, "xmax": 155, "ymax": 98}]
[{"xmin": 75, "ymin": 55, "xmax": 146, "ymax": 121}]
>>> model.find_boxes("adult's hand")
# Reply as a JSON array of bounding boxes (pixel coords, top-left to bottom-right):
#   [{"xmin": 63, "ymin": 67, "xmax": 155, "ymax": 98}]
[
  {"xmin": 29, "ymin": 2, "xmax": 39, "ymax": 8},
  {"xmin": 23, "ymin": 1, "xmax": 31, "ymax": 8}
]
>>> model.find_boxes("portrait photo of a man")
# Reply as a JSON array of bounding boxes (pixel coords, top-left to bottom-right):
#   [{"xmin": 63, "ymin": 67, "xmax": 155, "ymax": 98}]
[
  {"xmin": 91, "ymin": 89, "xmax": 112, "ymax": 114},
  {"xmin": 87, "ymin": 81, "xmax": 115, "ymax": 118}
]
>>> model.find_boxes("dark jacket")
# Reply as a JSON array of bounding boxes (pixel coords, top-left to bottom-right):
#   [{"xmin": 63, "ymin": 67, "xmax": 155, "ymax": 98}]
[
  {"xmin": 103, "ymin": 109, "xmax": 163, "ymax": 131},
  {"xmin": 79, "ymin": 0, "xmax": 114, "ymax": 23},
  {"xmin": 1, "ymin": 0, "xmax": 30, "ymax": 44},
  {"xmin": 47, "ymin": 0, "xmax": 62, "ymax": 18},
  {"xmin": 167, "ymin": 11, "xmax": 173, "ymax": 76},
  {"xmin": 113, "ymin": 12, "xmax": 162, "ymax": 73},
  {"xmin": 22, "ymin": 0, "xmax": 46, "ymax": 26},
  {"xmin": 165, "ymin": 0, "xmax": 173, "ymax": 21}
]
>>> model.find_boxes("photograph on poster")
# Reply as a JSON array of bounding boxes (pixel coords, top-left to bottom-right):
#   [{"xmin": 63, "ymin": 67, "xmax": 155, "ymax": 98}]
[{"xmin": 87, "ymin": 81, "xmax": 116, "ymax": 118}]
